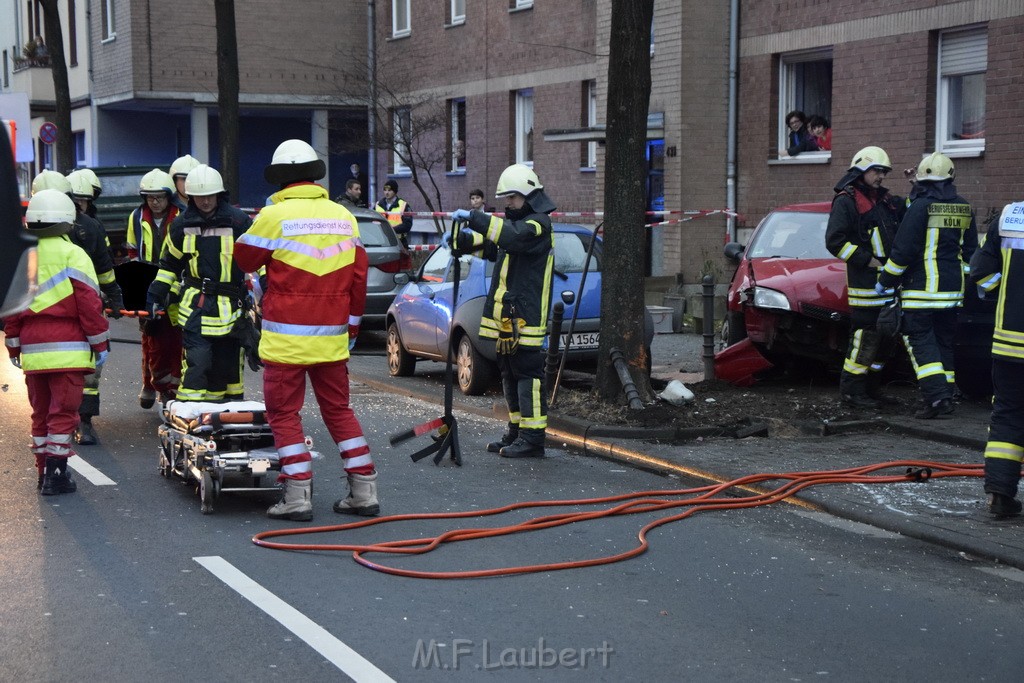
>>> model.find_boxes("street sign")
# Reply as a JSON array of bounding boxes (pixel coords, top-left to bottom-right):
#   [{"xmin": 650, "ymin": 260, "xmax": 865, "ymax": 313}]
[{"xmin": 39, "ymin": 121, "xmax": 57, "ymax": 145}]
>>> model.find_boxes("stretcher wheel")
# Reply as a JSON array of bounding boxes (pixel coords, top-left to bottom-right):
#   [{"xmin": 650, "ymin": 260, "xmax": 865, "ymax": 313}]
[
  {"xmin": 200, "ymin": 471, "xmax": 214, "ymax": 514},
  {"xmin": 159, "ymin": 443, "xmax": 172, "ymax": 478}
]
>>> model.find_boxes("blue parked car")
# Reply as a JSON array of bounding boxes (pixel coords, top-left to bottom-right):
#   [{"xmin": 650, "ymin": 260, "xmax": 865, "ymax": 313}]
[{"xmin": 385, "ymin": 224, "xmax": 633, "ymax": 395}]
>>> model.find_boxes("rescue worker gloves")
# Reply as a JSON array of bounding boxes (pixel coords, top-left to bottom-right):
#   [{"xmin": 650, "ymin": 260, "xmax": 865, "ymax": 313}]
[
  {"xmin": 874, "ymin": 282, "xmax": 895, "ymax": 296},
  {"xmin": 139, "ymin": 169, "xmax": 175, "ymax": 196},
  {"xmin": 66, "ymin": 170, "xmax": 96, "ymax": 199},
  {"xmin": 495, "ymin": 164, "xmax": 543, "ymax": 197},
  {"xmin": 184, "ymin": 165, "xmax": 225, "ymax": 196},
  {"xmin": 915, "ymin": 152, "xmax": 955, "ymax": 182},
  {"xmin": 30, "ymin": 169, "xmax": 72, "ymax": 196},
  {"xmin": 264, "ymin": 139, "xmax": 326, "ymax": 186},
  {"xmin": 25, "ymin": 189, "xmax": 76, "ymax": 237},
  {"xmin": 96, "ymin": 350, "xmax": 109, "ymax": 368},
  {"xmin": 450, "ymin": 209, "xmax": 472, "ymax": 222},
  {"xmin": 849, "ymin": 146, "xmax": 892, "ymax": 173},
  {"xmin": 169, "ymin": 154, "xmax": 201, "ymax": 179},
  {"xmin": 10, "ymin": 356, "xmax": 20, "ymax": 368}
]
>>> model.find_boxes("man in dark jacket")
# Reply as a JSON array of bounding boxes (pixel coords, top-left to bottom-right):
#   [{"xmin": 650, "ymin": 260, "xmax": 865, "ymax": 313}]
[
  {"xmin": 878, "ymin": 152, "xmax": 977, "ymax": 419},
  {"xmin": 450, "ymin": 164, "xmax": 556, "ymax": 458},
  {"xmin": 825, "ymin": 146, "xmax": 904, "ymax": 408}
]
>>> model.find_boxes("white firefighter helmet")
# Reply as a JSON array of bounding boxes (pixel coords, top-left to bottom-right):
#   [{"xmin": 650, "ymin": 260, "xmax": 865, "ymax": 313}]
[
  {"xmin": 495, "ymin": 164, "xmax": 543, "ymax": 198},
  {"xmin": 30, "ymin": 169, "xmax": 72, "ymax": 196},
  {"xmin": 139, "ymin": 168, "xmax": 176, "ymax": 196},
  {"xmin": 915, "ymin": 152, "xmax": 955, "ymax": 182},
  {"xmin": 66, "ymin": 170, "xmax": 96, "ymax": 200},
  {"xmin": 848, "ymin": 146, "xmax": 892, "ymax": 173},
  {"xmin": 77, "ymin": 168, "xmax": 102, "ymax": 197},
  {"xmin": 184, "ymin": 164, "xmax": 225, "ymax": 196},
  {"xmin": 264, "ymin": 139, "xmax": 326, "ymax": 185},
  {"xmin": 25, "ymin": 189, "xmax": 76, "ymax": 237},
  {"xmin": 169, "ymin": 153, "xmax": 201, "ymax": 179}
]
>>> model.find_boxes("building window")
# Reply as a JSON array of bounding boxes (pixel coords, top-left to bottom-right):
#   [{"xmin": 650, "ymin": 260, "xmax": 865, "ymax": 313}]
[
  {"xmin": 101, "ymin": 0, "xmax": 116, "ymax": 41},
  {"xmin": 73, "ymin": 130, "xmax": 86, "ymax": 167},
  {"xmin": 515, "ymin": 89, "xmax": 534, "ymax": 166},
  {"xmin": 67, "ymin": 0, "xmax": 77, "ymax": 66},
  {"xmin": 778, "ymin": 49, "xmax": 832, "ymax": 158},
  {"xmin": 392, "ymin": 106, "xmax": 411, "ymax": 175},
  {"xmin": 449, "ymin": 0, "xmax": 465, "ymax": 25},
  {"xmin": 392, "ymin": 0, "xmax": 411, "ymax": 38},
  {"xmin": 448, "ymin": 98, "xmax": 466, "ymax": 172},
  {"xmin": 3, "ymin": 50, "xmax": 9, "ymax": 88},
  {"xmin": 937, "ymin": 26, "xmax": 986, "ymax": 155},
  {"xmin": 583, "ymin": 80, "xmax": 597, "ymax": 169}
]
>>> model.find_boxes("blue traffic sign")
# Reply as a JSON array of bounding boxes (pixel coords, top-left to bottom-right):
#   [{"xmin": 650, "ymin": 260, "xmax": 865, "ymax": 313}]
[{"xmin": 39, "ymin": 122, "xmax": 57, "ymax": 145}]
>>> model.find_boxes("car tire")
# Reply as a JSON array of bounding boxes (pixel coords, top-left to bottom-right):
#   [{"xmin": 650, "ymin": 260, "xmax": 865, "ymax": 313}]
[
  {"xmin": 721, "ymin": 310, "xmax": 747, "ymax": 349},
  {"xmin": 455, "ymin": 333, "xmax": 494, "ymax": 396},
  {"xmin": 386, "ymin": 322, "xmax": 416, "ymax": 377}
]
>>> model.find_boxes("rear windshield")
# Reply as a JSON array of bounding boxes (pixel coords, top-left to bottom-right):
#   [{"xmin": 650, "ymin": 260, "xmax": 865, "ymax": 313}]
[
  {"xmin": 358, "ymin": 218, "xmax": 397, "ymax": 248},
  {"xmin": 746, "ymin": 211, "xmax": 832, "ymax": 260}
]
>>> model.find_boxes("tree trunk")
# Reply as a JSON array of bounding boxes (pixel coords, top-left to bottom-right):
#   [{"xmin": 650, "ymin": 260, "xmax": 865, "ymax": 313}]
[
  {"xmin": 595, "ymin": 0, "xmax": 655, "ymax": 402},
  {"xmin": 214, "ymin": 0, "xmax": 240, "ymax": 201},
  {"xmin": 40, "ymin": 0, "xmax": 73, "ymax": 173}
]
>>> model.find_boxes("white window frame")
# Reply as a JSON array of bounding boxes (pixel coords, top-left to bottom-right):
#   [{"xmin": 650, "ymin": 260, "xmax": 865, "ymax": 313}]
[
  {"xmin": 449, "ymin": 98, "xmax": 466, "ymax": 172},
  {"xmin": 73, "ymin": 131, "xmax": 87, "ymax": 168},
  {"xmin": 936, "ymin": 25, "xmax": 986, "ymax": 157},
  {"xmin": 392, "ymin": 0, "xmax": 411, "ymax": 38},
  {"xmin": 450, "ymin": 0, "xmax": 465, "ymax": 25},
  {"xmin": 515, "ymin": 89, "xmax": 534, "ymax": 167},
  {"xmin": 511, "ymin": 0, "xmax": 534, "ymax": 10},
  {"xmin": 585, "ymin": 80, "xmax": 598, "ymax": 169},
  {"xmin": 777, "ymin": 48, "xmax": 832, "ymax": 160},
  {"xmin": 392, "ymin": 107, "xmax": 411, "ymax": 175},
  {"xmin": 101, "ymin": 0, "xmax": 116, "ymax": 42}
]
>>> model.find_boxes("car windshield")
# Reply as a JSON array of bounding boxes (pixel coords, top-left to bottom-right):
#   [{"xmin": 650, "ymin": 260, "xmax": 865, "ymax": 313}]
[
  {"xmin": 357, "ymin": 217, "xmax": 396, "ymax": 248},
  {"xmin": 745, "ymin": 211, "xmax": 832, "ymax": 259}
]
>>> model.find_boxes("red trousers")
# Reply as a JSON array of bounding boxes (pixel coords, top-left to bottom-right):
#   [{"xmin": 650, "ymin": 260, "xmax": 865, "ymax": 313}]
[
  {"xmin": 262, "ymin": 360, "xmax": 373, "ymax": 482},
  {"xmin": 141, "ymin": 317, "xmax": 182, "ymax": 396},
  {"xmin": 26, "ymin": 371, "xmax": 85, "ymax": 474}
]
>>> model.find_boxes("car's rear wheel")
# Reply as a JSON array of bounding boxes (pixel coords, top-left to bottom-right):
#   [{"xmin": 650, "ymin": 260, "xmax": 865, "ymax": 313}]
[
  {"xmin": 386, "ymin": 322, "xmax": 416, "ymax": 377},
  {"xmin": 456, "ymin": 334, "xmax": 494, "ymax": 396}
]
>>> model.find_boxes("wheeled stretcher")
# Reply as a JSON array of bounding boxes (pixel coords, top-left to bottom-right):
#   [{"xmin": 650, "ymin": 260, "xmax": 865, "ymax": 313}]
[{"xmin": 158, "ymin": 400, "xmax": 282, "ymax": 514}]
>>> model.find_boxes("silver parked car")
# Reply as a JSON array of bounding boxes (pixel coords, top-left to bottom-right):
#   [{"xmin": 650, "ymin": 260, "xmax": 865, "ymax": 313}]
[{"xmin": 348, "ymin": 207, "xmax": 414, "ymax": 326}]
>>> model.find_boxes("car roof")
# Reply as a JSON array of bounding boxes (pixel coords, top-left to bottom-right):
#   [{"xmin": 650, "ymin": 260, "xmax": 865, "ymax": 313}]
[{"xmin": 772, "ymin": 201, "xmax": 832, "ymax": 213}]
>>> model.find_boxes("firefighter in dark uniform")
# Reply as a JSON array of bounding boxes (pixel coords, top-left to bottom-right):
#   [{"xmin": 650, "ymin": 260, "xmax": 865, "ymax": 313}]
[
  {"xmin": 970, "ymin": 200, "xmax": 1024, "ymax": 517},
  {"xmin": 31, "ymin": 171, "xmax": 123, "ymax": 445},
  {"xmin": 877, "ymin": 152, "xmax": 977, "ymax": 419},
  {"xmin": 146, "ymin": 164, "xmax": 253, "ymax": 403},
  {"xmin": 450, "ymin": 164, "xmax": 556, "ymax": 458},
  {"xmin": 825, "ymin": 146, "xmax": 905, "ymax": 408}
]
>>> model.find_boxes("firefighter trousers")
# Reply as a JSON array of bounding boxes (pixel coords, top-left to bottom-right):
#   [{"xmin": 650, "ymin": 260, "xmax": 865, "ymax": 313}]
[
  {"xmin": 178, "ymin": 331, "xmax": 243, "ymax": 402},
  {"xmin": 901, "ymin": 308, "xmax": 957, "ymax": 404},
  {"xmin": 984, "ymin": 358, "xmax": 1024, "ymax": 498},
  {"xmin": 498, "ymin": 347, "xmax": 547, "ymax": 431}
]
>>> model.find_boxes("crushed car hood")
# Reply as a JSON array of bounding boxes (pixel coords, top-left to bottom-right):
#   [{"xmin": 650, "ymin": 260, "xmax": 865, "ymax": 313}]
[{"xmin": 749, "ymin": 258, "xmax": 848, "ymax": 313}]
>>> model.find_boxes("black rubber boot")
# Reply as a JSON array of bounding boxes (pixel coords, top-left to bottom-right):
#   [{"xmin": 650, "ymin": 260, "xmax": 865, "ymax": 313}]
[
  {"xmin": 914, "ymin": 397, "xmax": 954, "ymax": 420},
  {"xmin": 486, "ymin": 423, "xmax": 520, "ymax": 453},
  {"xmin": 40, "ymin": 457, "xmax": 76, "ymax": 496},
  {"xmin": 139, "ymin": 388, "xmax": 156, "ymax": 409},
  {"xmin": 499, "ymin": 428, "xmax": 545, "ymax": 458},
  {"xmin": 866, "ymin": 374, "xmax": 899, "ymax": 405},
  {"xmin": 840, "ymin": 374, "xmax": 880, "ymax": 409},
  {"xmin": 74, "ymin": 417, "xmax": 98, "ymax": 446},
  {"xmin": 988, "ymin": 492, "xmax": 1023, "ymax": 518}
]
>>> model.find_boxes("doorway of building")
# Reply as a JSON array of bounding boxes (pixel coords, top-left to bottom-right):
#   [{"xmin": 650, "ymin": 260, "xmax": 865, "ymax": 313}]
[{"xmin": 645, "ymin": 139, "xmax": 665, "ymax": 276}]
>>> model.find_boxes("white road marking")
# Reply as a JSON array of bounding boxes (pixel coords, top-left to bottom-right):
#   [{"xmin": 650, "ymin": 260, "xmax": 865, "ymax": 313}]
[
  {"xmin": 193, "ymin": 556, "xmax": 395, "ymax": 682},
  {"xmin": 67, "ymin": 454, "xmax": 117, "ymax": 486},
  {"xmin": 976, "ymin": 566, "xmax": 1024, "ymax": 584},
  {"xmin": 791, "ymin": 509, "xmax": 902, "ymax": 539}
]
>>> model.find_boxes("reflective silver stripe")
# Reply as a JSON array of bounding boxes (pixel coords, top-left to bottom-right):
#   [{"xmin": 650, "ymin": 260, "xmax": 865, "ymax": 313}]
[
  {"xmin": 337, "ymin": 436, "xmax": 368, "ymax": 452},
  {"xmin": 4, "ymin": 337, "xmax": 19, "ymax": 347},
  {"xmin": 48, "ymin": 433, "xmax": 72, "ymax": 445},
  {"xmin": 21, "ymin": 341, "xmax": 92, "ymax": 353},
  {"xmin": 281, "ymin": 461, "xmax": 312, "ymax": 475},
  {"xmin": 348, "ymin": 315, "xmax": 362, "ymax": 326},
  {"xmin": 278, "ymin": 442, "xmax": 309, "ymax": 458},
  {"xmin": 86, "ymin": 332, "xmax": 109, "ymax": 345},
  {"xmin": 236, "ymin": 233, "xmax": 362, "ymax": 261},
  {"xmin": 38, "ymin": 267, "xmax": 100, "ymax": 296},
  {"xmin": 343, "ymin": 454, "xmax": 374, "ymax": 469},
  {"xmin": 263, "ymin": 320, "xmax": 347, "ymax": 337},
  {"xmin": 184, "ymin": 227, "xmax": 235, "ymax": 237}
]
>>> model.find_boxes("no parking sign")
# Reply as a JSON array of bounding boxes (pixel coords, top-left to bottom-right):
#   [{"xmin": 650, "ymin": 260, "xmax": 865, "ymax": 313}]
[{"xmin": 39, "ymin": 121, "xmax": 57, "ymax": 145}]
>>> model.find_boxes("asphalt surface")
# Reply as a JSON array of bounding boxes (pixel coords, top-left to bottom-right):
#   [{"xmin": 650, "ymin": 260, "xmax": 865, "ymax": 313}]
[{"xmin": 352, "ymin": 330, "xmax": 1024, "ymax": 572}]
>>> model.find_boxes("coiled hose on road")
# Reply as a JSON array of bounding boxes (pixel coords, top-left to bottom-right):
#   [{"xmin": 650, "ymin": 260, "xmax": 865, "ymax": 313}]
[{"xmin": 252, "ymin": 460, "xmax": 983, "ymax": 579}]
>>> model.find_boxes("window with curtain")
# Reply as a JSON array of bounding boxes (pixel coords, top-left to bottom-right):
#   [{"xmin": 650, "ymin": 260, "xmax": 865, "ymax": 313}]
[
  {"xmin": 449, "ymin": 99, "xmax": 466, "ymax": 172},
  {"xmin": 393, "ymin": 107, "xmax": 411, "ymax": 174},
  {"xmin": 392, "ymin": 0, "xmax": 410, "ymax": 38},
  {"xmin": 937, "ymin": 26, "xmax": 986, "ymax": 155},
  {"xmin": 778, "ymin": 49, "xmax": 832, "ymax": 158},
  {"xmin": 515, "ymin": 89, "xmax": 534, "ymax": 166}
]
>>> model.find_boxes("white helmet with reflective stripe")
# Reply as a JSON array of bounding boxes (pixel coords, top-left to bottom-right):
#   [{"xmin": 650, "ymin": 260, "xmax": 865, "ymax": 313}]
[
  {"xmin": 169, "ymin": 154, "xmax": 201, "ymax": 179},
  {"xmin": 139, "ymin": 168, "xmax": 176, "ymax": 196},
  {"xmin": 848, "ymin": 146, "xmax": 892, "ymax": 173},
  {"xmin": 184, "ymin": 164, "xmax": 225, "ymax": 196},
  {"xmin": 25, "ymin": 189, "xmax": 76, "ymax": 237},
  {"xmin": 495, "ymin": 164, "xmax": 543, "ymax": 198},
  {"xmin": 264, "ymin": 139, "xmax": 326, "ymax": 185},
  {"xmin": 66, "ymin": 170, "xmax": 95, "ymax": 200},
  {"xmin": 915, "ymin": 152, "xmax": 955, "ymax": 182},
  {"xmin": 31, "ymin": 169, "xmax": 72, "ymax": 196},
  {"xmin": 77, "ymin": 168, "xmax": 102, "ymax": 197}
]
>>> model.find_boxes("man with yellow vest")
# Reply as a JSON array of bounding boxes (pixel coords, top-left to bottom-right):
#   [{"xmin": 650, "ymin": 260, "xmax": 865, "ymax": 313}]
[
  {"xmin": 971, "ymin": 200, "xmax": 1024, "ymax": 517},
  {"xmin": 127, "ymin": 169, "xmax": 183, "ymax": 408},
  {"xmin": 235, "ymin": 139, "xmax": 377, "ymax": 522},
  {"xmin": 3, "ymin": 190, "xmax": 109, "ymax": 494},
  {"xmin": 374, "ymin": 179, "xmax": 412, "ymax": 248}
]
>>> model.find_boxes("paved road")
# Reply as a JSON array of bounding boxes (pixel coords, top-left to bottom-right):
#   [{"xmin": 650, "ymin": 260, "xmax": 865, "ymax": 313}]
[{"xmin": 2, "ymin": 320, "xmax": 1023, "ymax": 681}]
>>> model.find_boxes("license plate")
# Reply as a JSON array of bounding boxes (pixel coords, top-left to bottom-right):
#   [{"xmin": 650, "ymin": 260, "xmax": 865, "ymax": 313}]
[{"xmin": 560, "ymin": 331, "xmax": 599, "ymax": 349}]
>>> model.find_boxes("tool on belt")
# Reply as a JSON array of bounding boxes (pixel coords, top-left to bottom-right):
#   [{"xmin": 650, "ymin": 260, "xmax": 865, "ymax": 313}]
[{"xmin": 496, "ymin": 307, "xmax": 523, "ymax": 355}]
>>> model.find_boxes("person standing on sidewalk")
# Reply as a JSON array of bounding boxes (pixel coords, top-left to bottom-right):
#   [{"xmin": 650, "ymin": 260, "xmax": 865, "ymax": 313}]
[
  {"xmin": 374, "ymin": 180, "xmax": 412, "ymax": 248},
  {"xmin": 970, "ymin": 200, "xmax": 1024, "ymax": 517},
  {"xmin": 878, "ymin": 152, "xmax": 977, "ymax": 419},
  {"xmin": 825, "ymin": 146, "xmax": 905, "ymax": 409},
  {"xmin": 3, "ymin": 190, "xmax": 109, "ymax": 494},
  {"xmin": 235, "ymin": 139, "xmax": 378, "ymax": 521},
  {"xmin": 449, "ymin": 164, "xmax": 556, "ymax": 458}
]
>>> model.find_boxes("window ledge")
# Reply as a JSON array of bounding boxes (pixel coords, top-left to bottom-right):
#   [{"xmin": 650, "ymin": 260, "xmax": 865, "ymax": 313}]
[
  {"xmin": 101, "ymin": 34, "xmax": 117, "ymax": 44},
  {"xmin": 445, "ymin": 20, "xmax": 465, "ymax": 29},
  {"xmin": 769, "ymin": 153, "xmax": 831, "ymax": 166},
  {"xmin": 579, "ymin": 166, "xmax": 596, "ymax": 174},
  {"xmin": 940, "ymin": 147, "xmax": 984, "ymax": 159},
  {"xmin": 388, "ymin": 31, "xmax": 411, "ymax": 42},
  {"xmin": 509, "ymin": 4, "xmax": 534, "ymax": 14},
  {"xmin": 445, "ymin": 169, "xmax": 466, "ymax": 177},
  {"xmin": 388, "ymin": 172, "xmax": 412, "ymax": 179}
]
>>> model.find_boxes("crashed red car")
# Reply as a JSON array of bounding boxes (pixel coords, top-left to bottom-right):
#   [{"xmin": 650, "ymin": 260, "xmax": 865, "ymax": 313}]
[{"xmin": 721, "ymin": 201, "xmax": 995, "ymax": 397}]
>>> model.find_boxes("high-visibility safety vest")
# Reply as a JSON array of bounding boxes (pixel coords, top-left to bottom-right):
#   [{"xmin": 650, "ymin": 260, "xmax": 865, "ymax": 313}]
[
  {"xmin": 971, "ymin": 201, "xmax": 1024, "ymax": 362},
  {"xmin": 3, "ymin": 235, "xmax": 110, "ymax": 373},
  {"xmin": 375, "ymin": 198, "xmax": 407, "ymax": 228},
  {"xmin": 127, "ymin": 202, "xmax": 181, "ymax": 264},
  {"xmin": 235, "ymin": 183, "xmax": 368, "ymax": 365}
]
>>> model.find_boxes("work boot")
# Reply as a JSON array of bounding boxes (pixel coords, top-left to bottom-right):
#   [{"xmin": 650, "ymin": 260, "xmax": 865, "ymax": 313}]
[
  {"xmin": 139, "ymin": 388, "xmax": 156, "ymax": 409},
  {"xmin": 499, "ymin": 428, "xmax": 546, "ymax": 458},
  {"xmin": 267, "ymin": 479, "xmax": 313, "ymax": 521},
  {"xmin": 333, "ymin": 472, "xmax": 380, "ymax": 517},
  {"xmin": 914, "ymin": 397, "xmax": 954, "ymax": 420},
  {"xmin": 866, "ymin": 375, "xmax": 899, "ymax": 406},
  {"xmin": 40, "ymin": 457, "xmax": 76, "ymax": 496},
  {"xmin": 74, "ymin": 417, "xmax": 98, "ymax": 446},
  {"xmin": 486, "ymin": 423, "xmax": 520, "ymax": 453},
  {"xmin": 988, "ymin": 492, "xmax": 1023, "ymax": 518},
  {"xmin": 841, "ymin": 393, "xmax": 880, "ymax": 410}
]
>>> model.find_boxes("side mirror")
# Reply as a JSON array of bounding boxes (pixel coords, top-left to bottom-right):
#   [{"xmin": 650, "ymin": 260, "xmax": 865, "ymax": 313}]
[
  {"xmin": 560, "ymin": 290, "xmax": 575, "ymax": 306},
  {"xmin": 723, "ymin": 242, "xmax": 745, "ymax": 262},
  {"xmin": 393, "ymin": 272, "xmax": 410, "ymax": 286}
]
